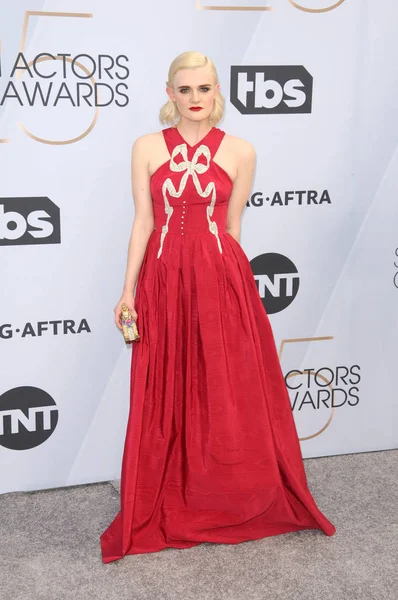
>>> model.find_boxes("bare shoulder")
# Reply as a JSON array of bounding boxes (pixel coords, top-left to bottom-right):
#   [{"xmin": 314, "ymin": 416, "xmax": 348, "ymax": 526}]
[
  {"xmin": 132, "ymin": 130, "xmax": 164, "ymax": 152},
  {"xmin": 222, "ymin": 133, "xmax": 256, "ymax": 160},
  {"xmin": 131, "ymin": 131, "xmax": 166, "ymax": 171}
]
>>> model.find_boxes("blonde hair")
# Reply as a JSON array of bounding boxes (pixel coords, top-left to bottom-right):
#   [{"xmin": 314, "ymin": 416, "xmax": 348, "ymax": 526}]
[{"xmin": 159, "ymin": 51, "xmax": 225, "ymax": 127}]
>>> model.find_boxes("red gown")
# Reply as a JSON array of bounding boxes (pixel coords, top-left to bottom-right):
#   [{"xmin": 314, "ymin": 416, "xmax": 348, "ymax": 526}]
[{"xmin": 100, "ymin": 126, "xmax": 336, "ymax": 563}]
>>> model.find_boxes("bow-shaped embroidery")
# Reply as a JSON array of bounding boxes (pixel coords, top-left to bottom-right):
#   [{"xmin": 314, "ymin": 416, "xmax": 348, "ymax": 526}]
[{"xmin": 157, "ymin": 143, "xmax": 222, "ymax": 258}]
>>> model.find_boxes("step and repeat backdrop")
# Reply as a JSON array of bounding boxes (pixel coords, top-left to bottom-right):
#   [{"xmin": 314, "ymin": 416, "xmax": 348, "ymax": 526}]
[{"xmin": 1, "ymin": 0, "xmax": 397, "ymax": 494}]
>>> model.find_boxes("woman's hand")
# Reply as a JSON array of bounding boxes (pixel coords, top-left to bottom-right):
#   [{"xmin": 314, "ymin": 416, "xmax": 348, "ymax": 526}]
[{"xmin": 114, "ymin": 291, "xmax": 138, "ymax": 331}]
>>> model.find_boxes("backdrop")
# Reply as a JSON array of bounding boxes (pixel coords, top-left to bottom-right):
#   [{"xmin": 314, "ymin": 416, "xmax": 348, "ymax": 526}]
[{"xmin": 1, "ymin": 0, "xmax": 397, "ymax": 494}]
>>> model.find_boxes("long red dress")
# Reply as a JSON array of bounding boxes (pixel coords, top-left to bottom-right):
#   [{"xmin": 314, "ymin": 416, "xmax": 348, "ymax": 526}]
[{"xmin": 100, "ymin": 126, "xmax": 336, "ymax": 563}]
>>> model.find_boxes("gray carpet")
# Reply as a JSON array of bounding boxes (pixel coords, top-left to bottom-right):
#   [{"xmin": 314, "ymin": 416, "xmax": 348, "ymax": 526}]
[{"xmin": 1, "ymin": 450, "xmax": 397, "ymax": 600}]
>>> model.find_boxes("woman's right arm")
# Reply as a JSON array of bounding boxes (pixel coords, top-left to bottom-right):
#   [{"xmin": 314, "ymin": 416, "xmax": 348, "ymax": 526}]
[{"xmin": 114, "ymin": 135, "xmax": 154, "ymax": 330}]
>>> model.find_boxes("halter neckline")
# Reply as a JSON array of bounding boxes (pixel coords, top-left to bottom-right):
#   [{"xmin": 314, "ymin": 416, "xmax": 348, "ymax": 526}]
[{"xmin": 173, "ymin": 126, "xmax": 215, "ymax": 149}]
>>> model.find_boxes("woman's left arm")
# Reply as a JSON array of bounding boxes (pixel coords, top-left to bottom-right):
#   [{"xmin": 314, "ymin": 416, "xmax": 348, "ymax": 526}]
[{"xmin": 226, "ymin": 139, "xmax": 256, "ymax": 244}]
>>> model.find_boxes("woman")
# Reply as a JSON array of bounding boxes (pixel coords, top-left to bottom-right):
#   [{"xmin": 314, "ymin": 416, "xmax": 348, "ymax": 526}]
[{"xmin": 100, "ymin": 51, "xmax": 336, "ymax": 563}]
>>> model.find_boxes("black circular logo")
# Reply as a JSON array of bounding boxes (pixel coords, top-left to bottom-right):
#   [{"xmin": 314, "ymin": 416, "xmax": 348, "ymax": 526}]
[
  {"xmin": 250, "ymin": 253, "xmax": 299, "ymax": 314},
  {"xmin": 0, "ymin": 386, "xmax": 58, "ymax": 450}
]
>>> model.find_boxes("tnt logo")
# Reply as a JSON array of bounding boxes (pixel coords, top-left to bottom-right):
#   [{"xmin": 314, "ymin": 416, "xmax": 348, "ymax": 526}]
[
  {"xmin": 0, "ymin": 386, "xmax": 59, "ymax": 450},
  {"xmin": 0, "ymin": 197, "xmax": 61, "ymax": 246},
  {"xmin": 250, "ymin": 253, "xmax": 299, "ymax": 313},
  {"xmin": 230, "ymin": 66, "xmax": 313, "ymax": 114}
]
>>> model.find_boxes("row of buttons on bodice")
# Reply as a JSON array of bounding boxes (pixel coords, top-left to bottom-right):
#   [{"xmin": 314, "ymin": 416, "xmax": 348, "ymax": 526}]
[{"xmin": 181, "ymin": 198, "xmax": 186, "ymax": 234}]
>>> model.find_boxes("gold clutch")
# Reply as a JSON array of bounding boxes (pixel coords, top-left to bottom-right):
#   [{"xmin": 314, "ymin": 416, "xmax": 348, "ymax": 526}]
[{"xmin": 121, "ymin": 303, "xmax": 140, "ymax": 343}]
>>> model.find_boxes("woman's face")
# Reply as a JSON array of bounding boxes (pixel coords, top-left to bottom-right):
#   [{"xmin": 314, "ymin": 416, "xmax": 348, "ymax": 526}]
[{"xmin": 167, "ymin": 64, "xmax": 219, "ymax": 124}]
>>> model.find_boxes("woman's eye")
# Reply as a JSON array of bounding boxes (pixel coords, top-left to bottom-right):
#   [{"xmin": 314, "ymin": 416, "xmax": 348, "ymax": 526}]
[{"xmin": 179, "ymin": 87, "xmax": 210, "ymax": 93}]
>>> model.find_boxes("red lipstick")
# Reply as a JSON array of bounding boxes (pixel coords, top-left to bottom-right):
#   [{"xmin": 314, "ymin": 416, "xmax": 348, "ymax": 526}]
[{"xmin": 189, "ymin": 107, "xmax": 203, "ymax": 111}]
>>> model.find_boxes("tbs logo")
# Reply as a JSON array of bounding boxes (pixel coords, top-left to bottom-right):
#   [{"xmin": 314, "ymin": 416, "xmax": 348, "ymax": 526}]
[
  {"xmin": 0, "ymin": 197, "xmax": 61, "ymax": 246},
  {"xmin": 230, "ymin": 66, "xmax": 313, "ymax": 115}
]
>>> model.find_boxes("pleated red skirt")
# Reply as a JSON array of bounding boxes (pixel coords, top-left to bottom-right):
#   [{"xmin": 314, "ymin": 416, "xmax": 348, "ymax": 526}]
[{"xmin": 100, "ymin": 227, "xmax": 336, "ymax": 563}]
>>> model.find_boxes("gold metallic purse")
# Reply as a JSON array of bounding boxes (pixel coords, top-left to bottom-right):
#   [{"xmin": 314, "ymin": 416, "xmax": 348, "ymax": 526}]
[{"xmin": 121, "ymin": 303, "xmax": 140, "ymax": 343}]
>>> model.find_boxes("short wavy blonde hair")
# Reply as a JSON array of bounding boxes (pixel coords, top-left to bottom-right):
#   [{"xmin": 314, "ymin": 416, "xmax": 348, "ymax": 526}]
[{"xmin": 159, "ymin": 51, "xmax": 225, "ymax": 127}]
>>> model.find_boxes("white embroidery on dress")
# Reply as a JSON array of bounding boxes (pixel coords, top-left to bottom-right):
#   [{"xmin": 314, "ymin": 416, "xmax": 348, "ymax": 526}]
[{"xmin": 157, "ymin": 142, "xmax": 222, "ymax": 258}]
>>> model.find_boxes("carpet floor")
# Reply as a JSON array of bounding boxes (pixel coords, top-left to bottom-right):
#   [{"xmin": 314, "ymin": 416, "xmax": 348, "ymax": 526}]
[{"xmin": 1, "ymin": 449, "xmax": 397, "ymax": 600}]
